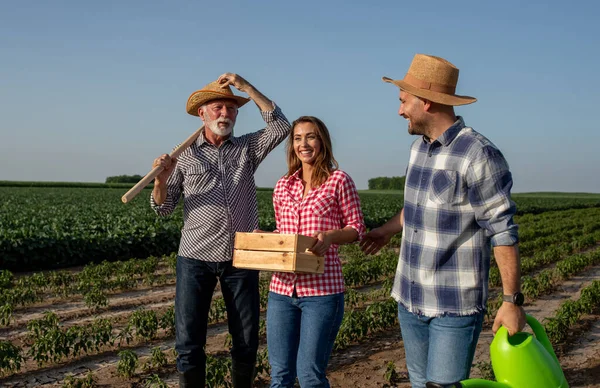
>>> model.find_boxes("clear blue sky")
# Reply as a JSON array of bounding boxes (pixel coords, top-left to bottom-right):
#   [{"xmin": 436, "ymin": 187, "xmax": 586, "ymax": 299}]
[{"xmin": 2, "ymin": 0, "xmax": 599, "ymax": 192}]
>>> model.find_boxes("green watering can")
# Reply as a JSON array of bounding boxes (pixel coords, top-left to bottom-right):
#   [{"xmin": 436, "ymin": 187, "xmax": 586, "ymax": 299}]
[{"xmin": 458, "ymin": 314, "xmax": 568, "ymax": 388}]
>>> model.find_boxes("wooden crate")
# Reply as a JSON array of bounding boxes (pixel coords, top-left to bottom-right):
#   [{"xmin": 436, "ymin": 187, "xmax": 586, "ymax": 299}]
[{"xmin": 233, "ymin": 232, "xmax": 324, "ymax": 274}]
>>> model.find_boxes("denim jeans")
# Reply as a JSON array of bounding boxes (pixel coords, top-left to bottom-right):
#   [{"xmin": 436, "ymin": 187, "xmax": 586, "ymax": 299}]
[
  {"xmin": 175, "ymin": 256, "xmax": 260, "ymax": 378},
  {"xmin": 397, "ymin": 303, "xmax": 484, "ymax": 388},
  {"xmin": 267, "ymin": 291, "xmax": 344, "ymax": 388}
]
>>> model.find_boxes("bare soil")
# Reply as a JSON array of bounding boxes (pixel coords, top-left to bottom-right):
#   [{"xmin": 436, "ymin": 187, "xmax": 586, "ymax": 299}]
[{"xmin": 1, "ymin": 260, "xmax": 599, "ymax": 388}]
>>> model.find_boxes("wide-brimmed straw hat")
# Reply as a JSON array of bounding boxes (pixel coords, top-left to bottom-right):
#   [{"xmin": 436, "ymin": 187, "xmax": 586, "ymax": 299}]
[
  {"xmin": 382, "ymin": 54, "xmax": 476, "ymax": 106},
  {"xmin": 186, "ymin": 80, "xmax": 251, "ymax": 116}
]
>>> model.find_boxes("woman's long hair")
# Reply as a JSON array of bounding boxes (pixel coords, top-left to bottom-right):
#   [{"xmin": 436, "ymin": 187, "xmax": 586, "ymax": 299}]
[{"xmin": 286, "ymin": 116, "xmax": 339, "ymax": 187}]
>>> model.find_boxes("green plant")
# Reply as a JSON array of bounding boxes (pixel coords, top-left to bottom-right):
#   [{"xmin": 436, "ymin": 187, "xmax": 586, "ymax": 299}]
[
  {"xmin": 144, "ymin": 374, "xmax": 168, "ymax": 388},
  {"xmin": 206, "ymin": 354, "xmax": 232, "ymax": 388},
  {"xmin": 0, "ymin": 340, "xmax": 23, "ymax": 376},
  {"xmin": 384, "ymin": 361, "xmax": 400, "ymax": 385},
  {"xmin": 0, "ymin": 270, "xmax": 13, "ymax": 289},
  {"xmin": 117, "ymin": 350, "xmax": 138, "ymax": 378},
  {"xmin": 130, "ymin": 309, "xmax": 159, "ymax": 340},
  {"xmin": 62, "ymin": 371, "xmax": 98, "ymax": 388},
  {"xmin": 0, "ymin": 303, "xmax": 12, "ymax": 326},
  {"xmin": 159, "ymin": 305, "xmax": 175, "ymax": 336},
  {"xmin": 145, "ymin": 346, "xmax": 168, "ymax": 370}
]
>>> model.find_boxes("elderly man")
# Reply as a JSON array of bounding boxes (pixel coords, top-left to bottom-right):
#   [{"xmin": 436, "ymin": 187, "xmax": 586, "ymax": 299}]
[
  {"xmin": 151, "ymin": 73, "xmax": 291, "ymax": 387},
  {"xmin": 360, "ymin": 54, "xmax": 526, "ymax": 387}
]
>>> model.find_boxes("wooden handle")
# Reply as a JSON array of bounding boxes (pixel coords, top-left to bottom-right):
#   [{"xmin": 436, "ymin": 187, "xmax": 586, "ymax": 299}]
[{"xmin": 121, "ymin": 125, "xmax": 205, "ymax": 204}]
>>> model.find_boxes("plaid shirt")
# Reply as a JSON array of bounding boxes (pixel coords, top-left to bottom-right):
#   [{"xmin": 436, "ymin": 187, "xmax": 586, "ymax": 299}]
[
  {"xmin": 151, "ymin": 105, "xmax": 290, "ymax": 262},
  {"xmin": 391, "ymin": 117, "xmax": 519, "ymax": 317},
  {"xmin": 270, "ymin": 169, "xmax": 366, "ymax": 297}
]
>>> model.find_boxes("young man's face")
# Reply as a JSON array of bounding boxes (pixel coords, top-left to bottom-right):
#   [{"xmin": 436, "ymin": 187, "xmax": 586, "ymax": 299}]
[{"xmin": 398, "ymin": 90, "xmax": 427, "ymax": 136}]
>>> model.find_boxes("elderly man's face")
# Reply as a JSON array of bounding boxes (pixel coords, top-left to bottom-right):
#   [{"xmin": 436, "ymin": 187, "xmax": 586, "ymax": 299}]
[{"xmin": 199, "ymin": 99, "xmax": 238, "ymax": 136}]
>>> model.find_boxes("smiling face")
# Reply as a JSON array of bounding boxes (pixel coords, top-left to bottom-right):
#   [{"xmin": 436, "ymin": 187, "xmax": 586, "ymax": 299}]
[
  {"xmin": 398, "ymin": 90, "xmax": 427, "ymax": 136},
  {"xmin": 293, "ymin": 121, "xmax": 322, "ymax": 166}
]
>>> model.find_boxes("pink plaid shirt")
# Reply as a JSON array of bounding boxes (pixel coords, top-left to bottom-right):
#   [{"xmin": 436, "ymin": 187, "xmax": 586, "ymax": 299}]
[{"xmin": 269, "ymin": 169, "xmax": 366, "ymax": 297}]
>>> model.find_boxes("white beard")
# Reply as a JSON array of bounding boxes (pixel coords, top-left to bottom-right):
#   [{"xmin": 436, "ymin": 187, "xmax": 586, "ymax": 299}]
[{"xmin": 206, "ymin": 117, "xmax": 235, "ymax": 136}]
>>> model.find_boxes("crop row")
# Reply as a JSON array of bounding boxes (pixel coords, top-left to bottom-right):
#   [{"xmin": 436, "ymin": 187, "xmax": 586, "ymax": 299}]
[
  {"xmin": 3, "ymin": 187, "xmax": 600, "ymax": 271},
  {"xmin": 489, "ymin": 231, "xmax": 600, "ymax": 288},
  {"xmin": 0, "ymin": 255, "xmax": 176, "ymax": 326},
  {"xmin": 486, "ymin": 247, "xmax": 600, "ymax": 316},
  {"xmin": 544, "ymin": 280, "xmax": 600, "ymax": 345}
]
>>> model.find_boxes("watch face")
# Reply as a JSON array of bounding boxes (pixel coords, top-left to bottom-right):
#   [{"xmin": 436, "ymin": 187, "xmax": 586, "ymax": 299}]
[{"xmin": 515, "ymin": 292, "xmax": 524, "ymax": 306}]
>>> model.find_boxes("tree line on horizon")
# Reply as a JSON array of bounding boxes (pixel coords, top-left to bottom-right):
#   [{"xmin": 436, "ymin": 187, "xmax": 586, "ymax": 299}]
[{"xmin": 368, "ymin": 176, "xmax": 406, "ymax": 190}]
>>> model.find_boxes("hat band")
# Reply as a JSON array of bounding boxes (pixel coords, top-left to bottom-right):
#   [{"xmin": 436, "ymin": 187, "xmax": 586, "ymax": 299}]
[
  {"xmin": 403, "ymin": 73, "xmax": 456, "ymax": 95},
  {"xmin": 197, "ymin": 89, "xmax": 237, "ymax": 98}
]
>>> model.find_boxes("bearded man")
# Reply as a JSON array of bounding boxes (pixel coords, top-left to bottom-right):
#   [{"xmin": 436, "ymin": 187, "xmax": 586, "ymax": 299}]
[{"xmin": 151, "ymin": 73, "xmax": 291, "ymax": 387}]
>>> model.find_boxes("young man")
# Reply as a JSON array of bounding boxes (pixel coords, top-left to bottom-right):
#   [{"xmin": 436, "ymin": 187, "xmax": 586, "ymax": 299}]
[{"xmin": 360, "ymin": 54, "xmax": 526, "ymax": 387}]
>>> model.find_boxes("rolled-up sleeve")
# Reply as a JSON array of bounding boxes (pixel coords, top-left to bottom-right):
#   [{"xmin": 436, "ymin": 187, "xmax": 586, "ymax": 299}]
[
  {"xmin": 150, "ymin": 165, "xmax": 183, "ymax": 216},
  {"xmin": 247, "ymin": 104, "xmax": 291, "ymax": 170},
  {"xmin": 467, "ymin": 146, "xmax": 518, "ymax": 246},
  {"xmin": 337, "ymin": 172, "xmax": 366, "ymax": 240}
]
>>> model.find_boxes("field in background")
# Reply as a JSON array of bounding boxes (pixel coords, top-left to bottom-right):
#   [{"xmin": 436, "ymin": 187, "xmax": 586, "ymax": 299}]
[{"xmin": 1, "ymin": 186, "xmax": 600, "ymax": 387}]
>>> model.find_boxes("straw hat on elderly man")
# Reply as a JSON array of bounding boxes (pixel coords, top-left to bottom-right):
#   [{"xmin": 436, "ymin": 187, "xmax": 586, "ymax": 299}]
[{"xmin": 186, "ymin": 80, "xmax": 251, "ymax": 117}]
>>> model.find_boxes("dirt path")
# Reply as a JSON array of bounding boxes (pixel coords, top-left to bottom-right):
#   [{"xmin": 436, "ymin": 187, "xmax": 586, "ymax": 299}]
[
  {"xmin": 323, "ymin": 262, "xmax": 600, "ymax": 388},
  {"xmin": 2, "ymin": 261, "xmax": 599, "ymax": 387}
]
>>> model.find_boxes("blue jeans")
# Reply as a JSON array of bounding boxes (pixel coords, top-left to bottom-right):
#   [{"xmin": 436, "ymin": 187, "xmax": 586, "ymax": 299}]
[
  {"xmin": 267, "ymin": 291, "xmax": 344, "ymax": 388},
  {"xmin": 397, "ymin": 303, "xmax": 483, "ymax": 388},
  {"xmin": 175, "ymin": 256, "xmax": 259, "ymax": 378}
]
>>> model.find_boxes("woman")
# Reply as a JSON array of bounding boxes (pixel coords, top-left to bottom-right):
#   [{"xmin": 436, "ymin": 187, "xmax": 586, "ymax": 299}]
[{"xmin": 267, "ymin": 116, "xmax": 366, "ymax": 387}]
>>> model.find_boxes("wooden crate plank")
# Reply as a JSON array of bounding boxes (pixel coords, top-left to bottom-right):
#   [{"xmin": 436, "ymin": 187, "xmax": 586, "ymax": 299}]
[
  {"xmin": 233, "ymin": 250, "xmax": 324, "ymax": 274},
  {"xmin": 234, "ymin": 232, "xmax": 316, "ymax": 253},
  {"xmin": 294, "ymin": 252, "xmax": 324, "ymax": 274}
]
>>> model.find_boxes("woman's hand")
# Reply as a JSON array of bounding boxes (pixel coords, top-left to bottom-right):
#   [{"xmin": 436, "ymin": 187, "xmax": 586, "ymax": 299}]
[{"xmin": 310, "ymin": 231, "xmax": 333, "ymax": 256}]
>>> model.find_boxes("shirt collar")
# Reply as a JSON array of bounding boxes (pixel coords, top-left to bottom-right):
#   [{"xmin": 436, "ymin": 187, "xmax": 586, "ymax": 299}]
[
  {"xmin": 423, "ymin": 116, "xmax": 466, "ymax": 146},
  {"xmin": 288, "ymin": 168, "xmax": 302, "ymax": 181},
  {"xmin": 196, "ymin": 129, "xmax": 238, "ymax": 146}
]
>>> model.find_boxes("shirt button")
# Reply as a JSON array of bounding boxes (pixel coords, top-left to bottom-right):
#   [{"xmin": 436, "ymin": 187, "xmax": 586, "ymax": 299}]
[
  {"xmin": 417, "ymin": 203, "xmax": 421, "ymax": 207},
  {"xmin": 414, "ymin": 229, "xmax": 418, "ymax": 233},
  {"xmin": 411, "ymin": 281, "xmax": 415, "ymax": 285}
]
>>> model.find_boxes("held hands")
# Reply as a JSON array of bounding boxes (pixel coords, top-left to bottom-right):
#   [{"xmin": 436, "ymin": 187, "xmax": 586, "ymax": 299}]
[
  {"xmin": 153, "ymin": 154, "xmax": 177, "ymax": 185},
  {"xmin": 310, "ymin": 231, "xmax": 333, "ymax": 256},
  {"xmin": 359, "ymin": 227, "xmax": 392, "ymax": 255},
  {"xmin": 217, "ymin": 73, "xmax": 251, "ymax": 94},
  {"xmin": 493, "ymin": 302, "xmax": 527, "ymax": 336}
]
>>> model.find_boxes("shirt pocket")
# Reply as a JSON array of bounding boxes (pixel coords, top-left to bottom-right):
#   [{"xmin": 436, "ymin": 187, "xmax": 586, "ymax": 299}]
[
  {"xmin": 184, "ymin": 162, "xmax": 212, "ymax": 191},
  {"xmin": 311, "ymin": 192, "xmax": 337, "ymax": 219},
  {"xmin": 429, "ymin": 169, "xmax": 460, "ymax": 205},
  {"xmin": 226, "ymin": 158, "xmax": 250, "ymax": 185}
]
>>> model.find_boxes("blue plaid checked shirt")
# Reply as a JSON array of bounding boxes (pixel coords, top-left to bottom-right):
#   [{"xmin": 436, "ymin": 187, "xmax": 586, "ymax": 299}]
[{"xmin": 391, "ymin": 117, "xmax": 519, "ymax": 317}]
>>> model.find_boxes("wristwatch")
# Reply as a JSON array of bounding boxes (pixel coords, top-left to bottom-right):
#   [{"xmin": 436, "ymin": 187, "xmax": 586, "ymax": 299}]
[{"xmin": 503, "ymin": 292, "xmax": 524, "ymax": 306}]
